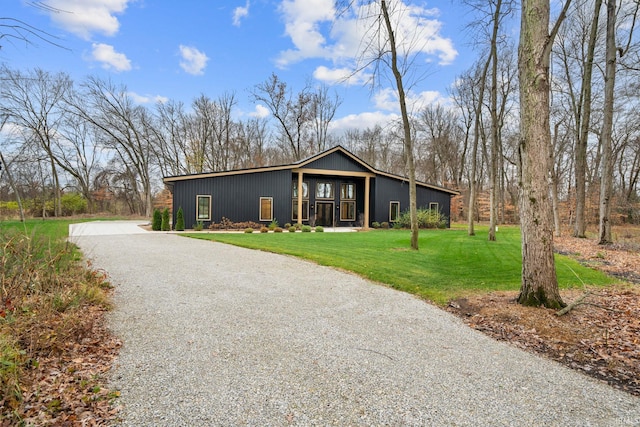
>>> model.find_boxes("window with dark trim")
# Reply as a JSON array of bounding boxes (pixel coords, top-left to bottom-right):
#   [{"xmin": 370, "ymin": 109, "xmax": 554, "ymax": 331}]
[
  {"xmin": 340, "ymin": 183, "xmax": 356, "ymax": 221},
  {"xmin": 316, "ymin": 182, "xmax": 334, "ymax": 199},
  {"xmin": 260, "ymin": 197, "xmax": 273, "ymax": 221},
  {"xmin": 196, "ymin": 195, "xmax": 211, "ymax": 221},
  {"xmin": 389, "ymin": 201, "xmax": 400, "ymax": 222}
]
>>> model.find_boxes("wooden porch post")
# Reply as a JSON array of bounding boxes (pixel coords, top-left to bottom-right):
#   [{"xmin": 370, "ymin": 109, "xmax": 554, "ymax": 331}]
[
  {"xmin": 364, "ymin": 176, "xmax": 370, "ymax": 229},
  {"xmin": 297, "ymin": 172, "xmax": 303, "ymax": 225}
]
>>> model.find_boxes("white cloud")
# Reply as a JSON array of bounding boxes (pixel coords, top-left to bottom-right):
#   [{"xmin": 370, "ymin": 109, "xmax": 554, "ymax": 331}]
[
  {"xmin": 44, "ymin": 0, "xmax": 130, "ymax": 40},
  {"xmin": 128, "ymin": 92, "xmax": 169, "ymax": 105},
  {"xmin": 276, "ymin": 0, "xmax": 457, "ymax": 71},
  {"xmin": 233, "ymin": 1, "xmax": 250, "ymax": 26},
  {"xmin": 179, "ymin": 45, "xmax": 209, "ymax": 76},
  {"xmin": 275, "ymin": 0, "xmax": 335, "ymax": 67},
  {"xmin": 373, "ymin": 87, "xmax": 447, "ymax": 113},
  {"xmin": 90, "ymin": 43, "xmax": 131, "ymax": 71},
  {"xmin": 249, "ymin": 104, "xmax": 270, "ymax": 118},
  {"xmin": 313, "ymin": 65, "xmax": 371, "ymax": 85},
  {"xmin": 330, "ymin": 111, "xmax": 399, "ymax": 134}
]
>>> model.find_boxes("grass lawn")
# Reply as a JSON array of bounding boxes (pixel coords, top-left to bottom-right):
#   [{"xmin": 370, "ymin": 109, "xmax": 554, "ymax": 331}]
[
  {"xmin": 0, "ymin": 218, "xmax": 79, "ymax": 240},
  {"xmin": 183, "ymin": 225, "xmax": 615, "ymax": 305}
]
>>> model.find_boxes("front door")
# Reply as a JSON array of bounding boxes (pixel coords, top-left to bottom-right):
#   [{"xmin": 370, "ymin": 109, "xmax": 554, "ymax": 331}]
[{"xmin": 315, "ymin": 202, "xmax": 334, "ymax": 227}]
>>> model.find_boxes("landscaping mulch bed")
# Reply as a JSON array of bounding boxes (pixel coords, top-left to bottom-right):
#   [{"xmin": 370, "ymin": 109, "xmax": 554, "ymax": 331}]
[{"xmin": 447, "ymin": 234, "xmax": 640, "ymax": 397}]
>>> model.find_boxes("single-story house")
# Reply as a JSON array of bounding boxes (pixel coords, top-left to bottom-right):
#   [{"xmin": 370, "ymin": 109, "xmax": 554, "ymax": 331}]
[{"xmin": 163, "ymin": 146, "xmax": 459, "ymax": 229}]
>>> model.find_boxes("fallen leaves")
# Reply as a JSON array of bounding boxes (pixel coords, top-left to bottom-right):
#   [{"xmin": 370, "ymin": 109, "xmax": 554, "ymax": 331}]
[
  {"xmin": 2, "ymin": 306, "xmax": 122, "ymax": 425},
  {"xmin": 448, "ymin": 233, "xmax": 640, "ymax": 397}
]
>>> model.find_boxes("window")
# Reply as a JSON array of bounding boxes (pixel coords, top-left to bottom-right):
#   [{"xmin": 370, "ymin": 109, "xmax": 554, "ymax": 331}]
[
  {"xmin": 390, "ymin": 201, "xmax": 400, "ymax": 222},
  {"xmin": 292, "ymin": 200, "xmax": 309, "ymax": 221},
  {"xmin": 340, "ymin": 183, "xmax": 356, "ymax": 221},
  {"xmin": 196, "ymin": 195, "xmax": 211, "ymax": 221},
  {"xmin": 292, "ymin": 181, "xmax": 309, "ymax": 221},
  {"xmin": 429, "ymin": 202, "xmax": 439, "ymax": 212},
  {"xmin": 340, "ymin": 183, "xmax": 355, "ymax": 200},
  {"xmin": 260, "ymin": 197, "xmax": 273, "ymax": 221},
  {"xmin": 292, "ymin": 181, "xmax": 309, "ymax": 198},
  {"xmin": 340, "ymin": 201, "xmax": 356, "ymax": 221},
  {"xmin": 316, "ymin": 182, "xmax": 334, "ymax": 199}
]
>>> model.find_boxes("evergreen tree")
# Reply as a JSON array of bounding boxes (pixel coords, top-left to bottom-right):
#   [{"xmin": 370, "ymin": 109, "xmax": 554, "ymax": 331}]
[
  {"xmin": 175, "ymin": 206, "xmax": 185, "ymax": 231},
  {"xmin": 152, "ymin": 209, "xmax": 162, "ymax": 231},
  {"xmin": 161, "ymin": 208, "xmax": 170, "ymax": 231}
]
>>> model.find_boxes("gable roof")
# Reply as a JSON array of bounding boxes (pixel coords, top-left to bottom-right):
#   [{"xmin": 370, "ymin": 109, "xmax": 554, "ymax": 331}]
[{"xmin": 163, "ymin": 145, "xmax": 459, "ymax": 195}]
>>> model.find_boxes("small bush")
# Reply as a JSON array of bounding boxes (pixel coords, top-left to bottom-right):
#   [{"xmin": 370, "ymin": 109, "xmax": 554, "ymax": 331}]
[
  {"xmin": 208, "ymin": 217, "xmax": 262, "ymax": 231},
  {"xmin": 295, "ymin": 223, "xmax": 303, "ymax": 230},
  {"xmin": 161, "ymin": 208, "xmax": 170, "ymax": 231},
  {"xmin": 244, "ymin": 228, "xmax": 254, "ymax": 233},
  {"xmin": 372, "ymin": 221, "xmax": 381, "ymax": 229},
  {"xmin": 274, "ymin": 227, "xmax": 283, "ymax": 233},
  {"xmin": 284, "ymin": 223, "xmax": 292, "ymax": 229},
  {"xmin": 288, "ymin": 226, "xmax": 297, "ymax": 232},
  {"xmin": 268, "ymin": 219, "xmax": 279, "ymax": 230},
  {"xmin": 301, "ymin": 225, "xmax": 312, "ymax": 232},
  {"xmin": 260, "ymin": 226, "xmax": 269, "ymax": 233},
  {"xmin": 396, "ymin": 208, "xmax": 448, "ymax": 229},
  {"xmin": 381, "ymin": 222, "xmax": 389, "ymax": 229},
  {"xmin": 60, "ymin": 193, "xmax": 88, "ymax": 216},
  {"xmin": 152, "ymin": 209, "xmax": 162, "ymax": 231},
  {"xmin": 175, "ymin": 207, "xmax": 185, "ymax": 231},
  {"xmin": 315, "ymin": 226, "xmax": 324, "ymax": 232},
  {"xmin": 193, "ymin": 221, "xmax": 204, "ymax": 231}
]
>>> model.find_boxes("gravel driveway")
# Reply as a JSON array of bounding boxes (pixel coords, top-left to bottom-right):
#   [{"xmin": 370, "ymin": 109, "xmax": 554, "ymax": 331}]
[{"xmin": 71, "ymin": 221, "xmax": 640, "ymax": 426}]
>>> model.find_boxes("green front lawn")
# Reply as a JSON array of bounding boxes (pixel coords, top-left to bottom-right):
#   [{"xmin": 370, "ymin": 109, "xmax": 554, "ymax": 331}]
[{"xmin": 184, "ymin": 226, "xmax": 615, "ymax": 304}]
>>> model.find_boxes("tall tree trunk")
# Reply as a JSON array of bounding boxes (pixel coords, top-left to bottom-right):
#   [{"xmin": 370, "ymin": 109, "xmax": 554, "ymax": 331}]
[
  {"xmin": 517, "ymin": 0, "xmax": 567, "ymax": 309},
  {"xmin": 598, "ymin": 0, "xmax": 616, "ymax": 245},
  {"xmin": 551, "ymin": 122, "xmax": 562, "ymax": 237},
  {"xmin": 0, "ymin": 151, "xmax": 25, "ymax": 222},
  {"xmin": 381, "ymin": 0, "xmax": 419, "ymax": 250},
  {"xmin": 574, "ymin": 0, "xmax": 602, "ymax": 238},
  {"xmin": 488, "ymin": 0, "xmax": 503, "ymax": 242},
  {"xmin": 468, "ymin": 62, "xmax": 491, "ymax": 237}
]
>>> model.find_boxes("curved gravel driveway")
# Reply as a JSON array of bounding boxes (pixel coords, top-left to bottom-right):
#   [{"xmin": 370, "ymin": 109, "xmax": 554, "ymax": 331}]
[{"xmin": 71, "ymin": 221, "xmax": 640, "ymax": 426}]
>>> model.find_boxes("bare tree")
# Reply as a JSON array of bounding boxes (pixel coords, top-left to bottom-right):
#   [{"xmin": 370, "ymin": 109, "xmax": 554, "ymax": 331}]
[
  {"xmin": 251, "ymin": 73, "xmax": 313, "ymax": 161},
  {"xmin": 0, "ymin": 115, "xmax": 25, "ymax": 221},
  {"xmin": 0, "ymin": 66, "xmax": 72, "ymax": 217},
  {"xmin": 72, "ymin": 77, "xmax": 156, "ymax": 217},
  {"xmin": 310, "ymin": 84, "xmax": 342, "ymax": 153},
  {"xmin": 154, "ymin": 100, "xmax": 192, "ymax": 176},
  {"xmin": 516, "ymin": 0, "xmax": 571, "ymax": 308},
  {"xmin": 599, "ymin": 0, "xmax": 639, "ymax": 244}
]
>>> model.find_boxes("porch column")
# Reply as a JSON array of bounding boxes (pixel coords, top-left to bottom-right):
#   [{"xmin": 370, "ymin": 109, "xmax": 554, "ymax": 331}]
[
  {"xmin": 297, "ymin": 172, "xmax": 303, "ymax": 225},
  {"xmin": 364, "ymin": 176, "xmax": 370, "ymax": 229}
]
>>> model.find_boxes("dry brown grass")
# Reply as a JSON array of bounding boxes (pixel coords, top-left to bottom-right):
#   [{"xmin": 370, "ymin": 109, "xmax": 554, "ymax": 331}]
[{"xmin": 1, "ymin": 230, "xmax": 120, "ymax": 425}]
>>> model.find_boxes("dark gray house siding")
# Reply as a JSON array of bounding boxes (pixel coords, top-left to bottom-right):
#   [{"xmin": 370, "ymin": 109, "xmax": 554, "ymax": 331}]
[
  {"xmin": 303, "ymin": 151, "xmax": 371, "ymax": 173},
  {"xmin": 172, "ymin": 169, "xmax": 292, "ymax": 228},
  {"xmin": 165, "ymin": 146, "xmax": 458, "ymax": 229},
  {"xmin": 371, "ymin": 175, "xmax": 452, "ymax": 225}
]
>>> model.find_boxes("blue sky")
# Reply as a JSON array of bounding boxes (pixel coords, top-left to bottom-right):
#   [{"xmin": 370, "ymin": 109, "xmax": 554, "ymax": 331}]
[{"xmin": 2, "ymin": 0, "xmax": 481, "ymax": 133}]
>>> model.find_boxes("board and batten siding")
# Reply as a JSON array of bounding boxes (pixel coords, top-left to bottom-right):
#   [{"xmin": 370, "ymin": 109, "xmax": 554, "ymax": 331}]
[
  {"xmin": 172, "ymin": 169, "xmax": 292, "ymax": 228},
  {"xmin": 372, "ymin": 176, "xmax": 452, "ymax": 226},
  {"xmin": 302, "ymin": 151, "xmax": 372, "ymax": 173}
]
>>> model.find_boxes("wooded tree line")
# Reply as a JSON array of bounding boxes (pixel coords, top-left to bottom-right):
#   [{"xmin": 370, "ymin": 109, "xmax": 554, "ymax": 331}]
[{"xmin": 0, "ymin": 0, "xmax": 639, "ymax": 236}]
